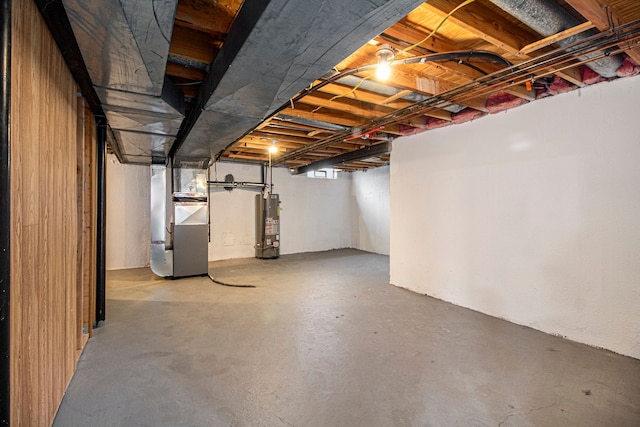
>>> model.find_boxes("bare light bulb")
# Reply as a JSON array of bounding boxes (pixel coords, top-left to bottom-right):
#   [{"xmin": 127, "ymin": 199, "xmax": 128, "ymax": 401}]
[
  {"xmin": 375, "ymin": 43, "xmax": 395, "ymax": 82},
  {"xmin": 376, "ymin": 61, "xmax": 392, "ymax": 81},
  {"xmin": 268, "ymin": 144, "xmax": 278, "ymax": 153}
]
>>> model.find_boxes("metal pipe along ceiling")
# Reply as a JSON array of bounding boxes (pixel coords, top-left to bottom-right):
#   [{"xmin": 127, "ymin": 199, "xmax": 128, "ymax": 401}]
[{"xmin": 488, "ymin": 0, "xmax": 624, "ymax": 78}]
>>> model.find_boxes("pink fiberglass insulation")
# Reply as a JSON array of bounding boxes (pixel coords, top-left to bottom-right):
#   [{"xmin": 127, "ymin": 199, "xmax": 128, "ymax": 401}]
[
  {"xmin": 616, "ymin": 56, "xmax": 640, "ymax": 77},
  {"xmin": 581, "ymin": 65, "xmax": 607, "ymax": 85},
  {"xmin": 398, "ymin": 124, "xmax": 422, "ymax": 136},
  {"xmin": 424, "ymin": 116, "xmax": 451, "ymax": 130},
  {"xmin": 548, "ymin": 76, "xmax": 576, "ymax": 95},
  {"xmin": 452, "ymin": 108, "xmax": 486, "ymax": 124},
  {"xmin": 485, "ymin": 92, "xmax": 529, "ymax": 114}
]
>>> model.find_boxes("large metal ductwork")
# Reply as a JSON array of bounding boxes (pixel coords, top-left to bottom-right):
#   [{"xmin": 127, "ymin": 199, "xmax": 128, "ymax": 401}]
[
  {"xmin": 63, "ymin": 0, "xmax": 184, "ymax": 164},
  {"xmin": 488, "ymin": 0, "xmax": 624, "ymax": 78},
  {"xmin": 150, "ymin": 163, "xmax": 173, "ymax": 277}
]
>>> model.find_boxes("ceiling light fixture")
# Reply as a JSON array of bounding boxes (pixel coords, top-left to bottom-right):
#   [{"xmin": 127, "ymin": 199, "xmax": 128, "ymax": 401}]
[{"xmin": 375, "ymin": 44, "xmax": 395, "ymax": 81}]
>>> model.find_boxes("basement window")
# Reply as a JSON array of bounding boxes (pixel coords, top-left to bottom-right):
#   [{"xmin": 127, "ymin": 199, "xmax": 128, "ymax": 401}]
[{"xmin": 307, "ymin": 168, "xmax": 338, "ymax": 179}]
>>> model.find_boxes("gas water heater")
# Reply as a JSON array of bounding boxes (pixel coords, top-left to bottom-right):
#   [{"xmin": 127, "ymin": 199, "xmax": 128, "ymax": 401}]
[{"xmin": 255, "ymin": 193, "xmax": 280, "ymax": 259}]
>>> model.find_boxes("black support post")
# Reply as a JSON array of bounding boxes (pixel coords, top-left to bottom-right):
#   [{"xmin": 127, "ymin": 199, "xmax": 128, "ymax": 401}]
[
  {"xmin": 95, "ymin": 119, "xmax": 106, "ymax": 326},
  {"xmin": 0, "ymin": 1, "xmax": 11, "ymax": 424}
]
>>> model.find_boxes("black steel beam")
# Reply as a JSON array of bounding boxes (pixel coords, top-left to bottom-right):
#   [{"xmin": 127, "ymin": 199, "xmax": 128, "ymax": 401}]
[
  {"xmin": 295, "ymin": 142, "xmax": 391, "ymax": 174},
  {"xmin": 0, "ymin": 0, "xmax": 10, "ymax": 424},
  {"xmin": 95, "ymin": 119, "xmax": 106, "ymax": 326}
]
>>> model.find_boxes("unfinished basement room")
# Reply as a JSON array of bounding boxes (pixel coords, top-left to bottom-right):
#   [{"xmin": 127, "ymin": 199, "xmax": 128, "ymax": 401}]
[{"xmin": 2, "ymin": 0, "xmax": 640, "ymax": 425}]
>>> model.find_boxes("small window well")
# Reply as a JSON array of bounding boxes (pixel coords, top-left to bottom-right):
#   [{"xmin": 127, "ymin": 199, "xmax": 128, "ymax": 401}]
[{"xmin": 307, "ymin": 168, "xmax": 338, "ymax": 179}]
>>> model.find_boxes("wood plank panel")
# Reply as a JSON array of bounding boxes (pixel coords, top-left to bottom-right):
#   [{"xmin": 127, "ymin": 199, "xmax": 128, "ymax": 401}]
[
  {"xmin": 82, "ymin": 105, "xmax": 96, "ymax": 338},
  {"xmin": 169, "ymin": 25, "xmax": 220, "ymax": 64},
  {"xmin": 316, "ymin": 83, "xmax": 415, "ymax": 109},
  {"xmin": 165, "ymin": 62, "xmax": 207, "ymax": 81},
  {"xmin": 11, "ymin": 0, "xmax": 86, "ymax": 424},
  {"xmin": 423, "ymin": 0, "xmax": 535, "ymax": 54},
  {"xmin": 299, "ymin": 93, "xmax": 395, "ymax": 120},
  {"xmin": 76, "ymin": 95, "xmax": 84, "ymax": 352},
  {"xmin": 175, "ymin": 0, "xmax": 243, "ymax": 35},
  {"xmin": 383, "ymin": 20, "xmax": 460, "ymax": 53},
  {"xmin": 518, "ymin": 22, "xmax": 595, "ymax": 55},
  {"xmin": 279, "ymin": 107, "xmax": 366, "ymax": 127},
  {"xmin": 76, "ymin": 101, "xmax": 96, "ymax": 348}
]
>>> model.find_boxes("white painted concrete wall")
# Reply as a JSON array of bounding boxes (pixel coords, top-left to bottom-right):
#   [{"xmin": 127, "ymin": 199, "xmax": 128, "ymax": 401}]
[
  {"xmin": 351, "ymin": 166, "xmax": 390, "ymax": 255},
  {"xmin": 390, "ymin": 77, "xmax": 640, "ymax": 359},
  {"xmin": 208, "ymin": 162, "xmax": 258, "ymax": 260},
  {"xmin": 106, "ymin": 154, "xmax": 150, "ymax": 270},
  {"xmin": 208, "ymin": 162, "xmax": 353, "ymax": 260},
  {"xmin": 275, "ymin": 167, "xmax": 353, "ymax": 255},
  {"xmin": 105, "ymin": 158, "xmax": 362, "ymax": 267}
]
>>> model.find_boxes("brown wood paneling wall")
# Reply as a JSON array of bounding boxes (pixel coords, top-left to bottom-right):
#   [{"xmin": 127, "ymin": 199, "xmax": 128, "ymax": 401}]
[
  {"xmin": 10, "ymin": 0, "xmax": 90, "ymax": 424},
  {"xmin": 81, "ymin": 104, "xmax": 97, "ymax": 339}
]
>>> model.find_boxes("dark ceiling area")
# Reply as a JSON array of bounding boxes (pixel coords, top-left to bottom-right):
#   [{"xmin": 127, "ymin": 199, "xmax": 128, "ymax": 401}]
[{"xmin": 39, "ymin": 0, "xmax": 640, "ymax": 172}]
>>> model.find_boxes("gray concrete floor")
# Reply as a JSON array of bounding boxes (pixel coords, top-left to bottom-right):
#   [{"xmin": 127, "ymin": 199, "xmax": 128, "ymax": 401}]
[{"xmin": 54, "ymin": 249, "xmax": 640, "ymax": 427}]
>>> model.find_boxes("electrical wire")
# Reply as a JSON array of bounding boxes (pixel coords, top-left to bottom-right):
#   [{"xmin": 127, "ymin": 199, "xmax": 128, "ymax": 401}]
[
  {"xmin": 398, "ymin": 0, "xmax": 477, "ymax": 56},
  {"xmin": 208, "ymin": 273, "xmax": 256, "ymax": 288}
]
